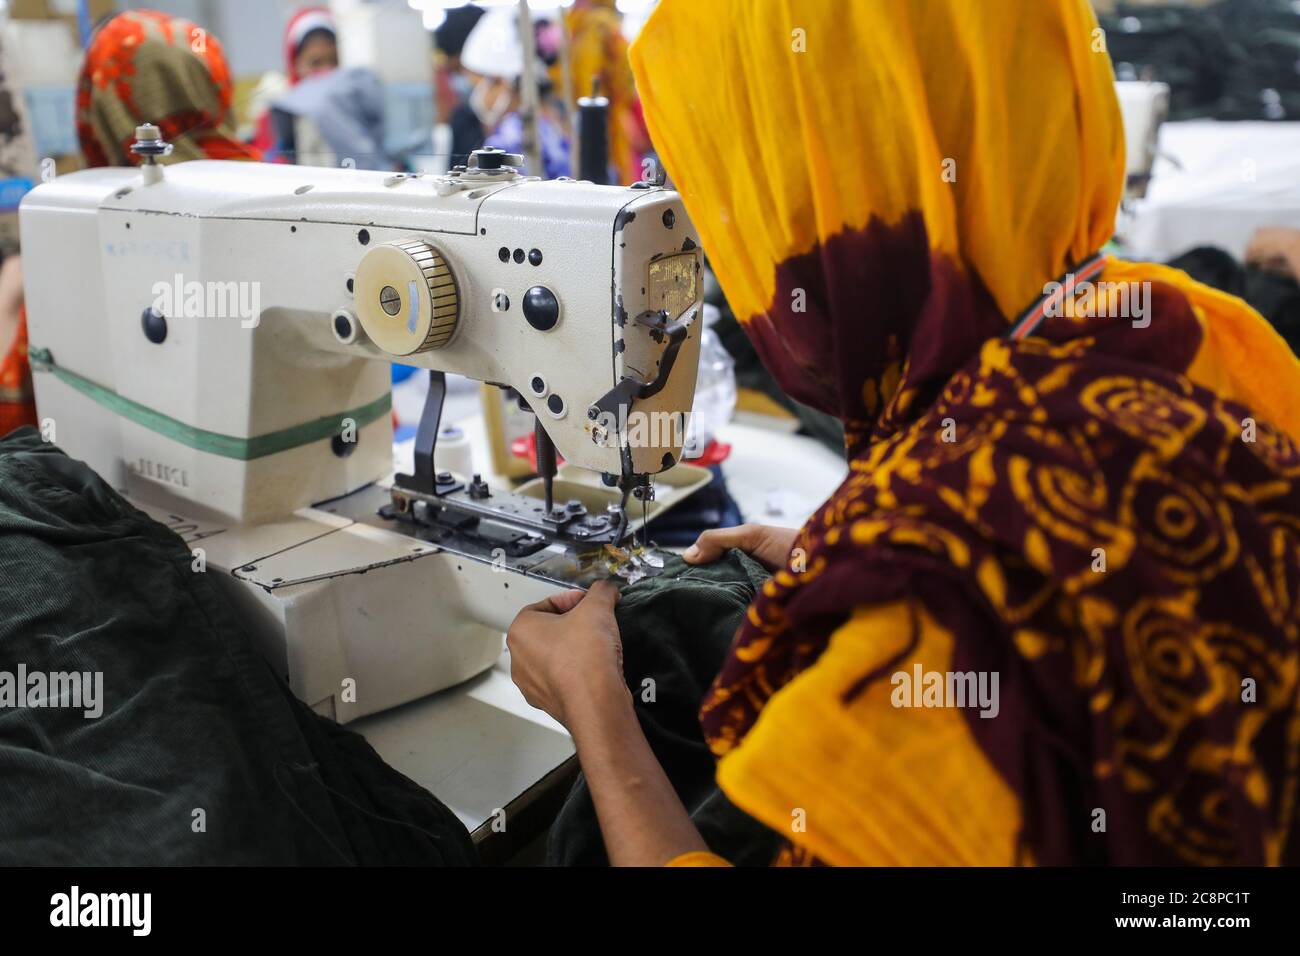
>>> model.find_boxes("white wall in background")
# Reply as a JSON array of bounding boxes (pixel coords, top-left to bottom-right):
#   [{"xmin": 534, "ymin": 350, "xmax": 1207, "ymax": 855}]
[
  {"xmin": 122, "ymin": 0, "xmax": 432, "ymax": 82},
  {"xmin": 334, "ymin": 0, "xmax": 430, "ymax": 86},
  {"xmin": 123, "ymin": 0, "xmax": 303, "ymax": 76}
]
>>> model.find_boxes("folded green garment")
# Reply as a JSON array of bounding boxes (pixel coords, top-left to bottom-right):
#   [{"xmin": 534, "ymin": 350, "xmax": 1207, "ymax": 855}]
[
  {"xmin": 0, "ymin": 427, "xmax": 476, "ymax": 865},
  {"xmin": 546, "ymin": 549, "xmax": 783, "ymax": 866}
]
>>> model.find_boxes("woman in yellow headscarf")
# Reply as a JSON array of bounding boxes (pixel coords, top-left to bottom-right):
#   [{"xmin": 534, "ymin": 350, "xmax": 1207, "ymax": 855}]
[{"xmin": 506, "ymin": 0, "xmax": 1300, "ymax": 866}]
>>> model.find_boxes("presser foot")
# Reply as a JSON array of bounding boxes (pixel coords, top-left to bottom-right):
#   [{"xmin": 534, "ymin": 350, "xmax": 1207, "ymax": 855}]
[
  {"xmin": 377, "ymin": 483, "xmax": 668, "ymax": 589},
  {"xmin": 387, "ymin": 480, "xmax": 625, "ymax": 547},
  {"xmin": 600, "ymin": 541, "xmax": 665, "ymax": 586}
]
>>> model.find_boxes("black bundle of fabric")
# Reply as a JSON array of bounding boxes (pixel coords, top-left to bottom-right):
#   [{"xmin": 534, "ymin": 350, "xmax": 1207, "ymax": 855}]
[
  {"xmin": 0, "ymin": 428, "xmax": 477, "ymax": 865},
  {"xmin": 1101, "ymin": 0, "xmax": 1300, "ymax": 120},
  {"xmin": 1166, "ymin": 246, "xmax": 1300, "ymax": 356}
]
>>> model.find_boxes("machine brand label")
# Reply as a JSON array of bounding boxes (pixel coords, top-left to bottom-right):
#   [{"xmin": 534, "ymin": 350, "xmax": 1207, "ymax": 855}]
[{"xmin": 130, "ymin": 457, "xmax": 189, "ymax": 489}]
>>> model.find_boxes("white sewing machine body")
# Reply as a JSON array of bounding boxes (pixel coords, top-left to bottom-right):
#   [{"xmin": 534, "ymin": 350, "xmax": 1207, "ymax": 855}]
[{"xmin": 20, "ymin": 156, "xmax": 703, "ymax": 726}]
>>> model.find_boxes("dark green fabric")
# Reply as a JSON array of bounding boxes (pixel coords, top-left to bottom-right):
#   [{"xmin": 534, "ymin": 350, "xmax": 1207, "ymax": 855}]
[
  {"xmin": 546, "ymin": 550, "xmax": 782, "ymax": 866},
  {"xmin": 0, "ymin": 427, "xmax": 477, "ymax": 865}
]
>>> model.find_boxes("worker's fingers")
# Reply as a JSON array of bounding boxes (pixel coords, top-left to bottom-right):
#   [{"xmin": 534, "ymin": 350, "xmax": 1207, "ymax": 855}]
[
  {"xmin": 518, "ymin": 582, "xmax": 618, "ymax": 618},
  {"xmin": 549, "ymin": 588, "xmax": 590, "ymax": 614},
  {"xmin": 682, "ymin": 525, "xmax": 760, "ymax": 565},
  {"xmin": 520, "ymin": 589, "xmax": 586, "ymax": 616},
  {"xmin": 581, "ymin": 579, "xmax": 622, "ymax": 612}
]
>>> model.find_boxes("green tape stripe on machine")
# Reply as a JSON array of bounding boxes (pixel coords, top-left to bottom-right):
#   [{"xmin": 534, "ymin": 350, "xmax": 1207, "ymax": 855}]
[{"xmin": 30, "ymin": 347, "xmax": 391, "ymax": 461}]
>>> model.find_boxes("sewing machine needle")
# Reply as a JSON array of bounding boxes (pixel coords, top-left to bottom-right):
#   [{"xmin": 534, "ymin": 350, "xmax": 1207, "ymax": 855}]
[
  {"xmin": 615, "ymin": 485, "xmax": 630, "ymax": 543},
  {"xmin": 534, "ymin": 418, "xmax": 557, "ymax": 515}
]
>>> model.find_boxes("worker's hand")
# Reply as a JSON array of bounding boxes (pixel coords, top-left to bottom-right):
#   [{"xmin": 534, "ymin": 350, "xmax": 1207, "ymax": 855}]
[
  {"xmin": 506, "ymin": 580, "xmax": 625, "ymax": 729},
  {"xmin": 682, "ymin": 523, "xmax": 799, "ymax": 573}
]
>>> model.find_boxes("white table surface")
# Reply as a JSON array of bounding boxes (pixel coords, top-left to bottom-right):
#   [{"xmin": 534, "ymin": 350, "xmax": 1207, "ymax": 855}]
[{"xmin": 1123, "ymin": 120, "xmax": 1300, "ymax": 263}]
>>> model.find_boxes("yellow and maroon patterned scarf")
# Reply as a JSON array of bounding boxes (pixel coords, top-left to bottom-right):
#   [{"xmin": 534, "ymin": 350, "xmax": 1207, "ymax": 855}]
[{"xmin": 632, "ymin": 0, "xmax": 1300, "ymax": 865}]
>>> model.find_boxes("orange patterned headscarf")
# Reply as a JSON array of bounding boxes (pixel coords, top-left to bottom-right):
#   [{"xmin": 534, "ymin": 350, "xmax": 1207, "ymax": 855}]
[
  {"xmin": 633, "ymin": 0, "xmax": 1300, "ymax": 865},
  {"xmin": 77, "ymin": 9, "xmax": 260, "ymax": 168}
]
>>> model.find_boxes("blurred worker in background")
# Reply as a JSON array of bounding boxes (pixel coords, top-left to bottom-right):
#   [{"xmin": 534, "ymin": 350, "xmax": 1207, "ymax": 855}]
[
  {"xmin": 0, "ymin": 26, "xmax": 38, "ymax": 435},
  {"xmin": 252, "ymin": 6, "xmax": 339, "ymax": 160},
  {"xmin": 0, "ymin": 254, "xmax": 32, "ymax": 436},
  {"xmin": 286, "ymin": 6, "xmax": 339, "ymax": 84},
  {"xmin": 76, "ymin": 9, "xmax": 259, "ymax": 166},
  {"xmin": 434, "ymin": 4, "xmax": 488, "ymax": 171},
  {"xmin": 269, "ymin": 67, "xmax": 388, "ymax": 169},
  {"xmin": 556, "ymin": 0, "xmax": 649, "ymax": 184},
  {"xmin": 263, "ymin": 6, "xmax": 388, "ymax": 170},
  {"xmin": 460, "ymin": 6, "xmax": 570, "ymax": 180},
  {"xmin": 0, "ymin": 10, "xmax": 260, "ymax": 435}
]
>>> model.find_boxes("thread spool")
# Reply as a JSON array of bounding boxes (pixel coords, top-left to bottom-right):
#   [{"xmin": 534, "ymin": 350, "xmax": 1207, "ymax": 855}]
[
  {"xmin": 433, "ymin": 424, "xmax": 473, "ymax": 479},
  {"xmin": 577, "ymin": 90, "xmax": 610, "ymax": 185}
]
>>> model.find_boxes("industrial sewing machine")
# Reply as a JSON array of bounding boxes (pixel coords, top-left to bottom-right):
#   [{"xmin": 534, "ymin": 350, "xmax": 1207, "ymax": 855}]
[
  {"xmin": 1116, "ymin": 80, "xmax": 1171, "ymax": 200},
  {"xmin": 20, "ymin": 136, "xmax": 703, "ymax": 725}
]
